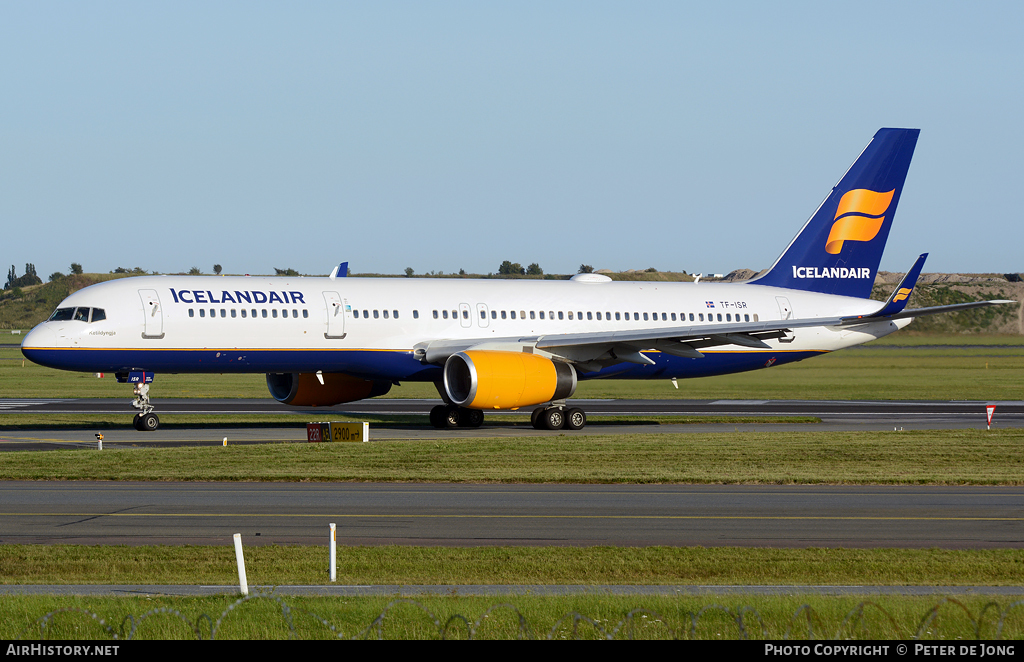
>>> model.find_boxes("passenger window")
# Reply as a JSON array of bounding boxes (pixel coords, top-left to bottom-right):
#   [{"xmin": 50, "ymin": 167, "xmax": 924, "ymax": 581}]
[
  {"xmin": 231, "ymin": 309, "xmax": 237, "ymax": 318},
  {"xmin": 530, "ymin": 311, "xmax": 536, "ymax": 320},
  {"xmin": 744, "ymin": 314, "xmax": 749, "ymax": 322},
  {"xmin": 501, "ymin": 311, "xmax": 507, "ymax": 319},
  {"xmin": 241, "ymin": 309, "xmax": 247, "ymax": 318},
  {"xmin": 717, "ymin": 313, "xmax": 722, "ymax": 321},
  {"xmin": 567, "ymin": 311, "xmax": 572, "ymax": 320},
  {"xmin": 221, "ymin": 309, "xmax": 226, "ymax": 318},
  {"xmin": 633, "ymin": 313, "xmax": 639, "ymax": 321},
  {"xmin": 699, "ymin": 313, "xmax": 704, "ymax": 321},
  {"xmin": 383, "ymin": 310, "xmax": 389, "ymax": 319},
  {"xmin": 200, "ymin": 309, "xmax": 206, "ymax": 318},
  {"xmin": 293, "ymin": 309, "xmax": 298, "ymax": 317},
  {"xmin": 689, "ymin": 313, "xmax": 695, "ymax": 321},
  {"xmin": 442, "ymin": 310, "xmax": 448, "ymax": 319},
  {"xmin": 251, "ymin": 309, "xmax": 257, "ymax": 318},
  {"xmin": 303, "ymin": 310, "xmax": 308, "ymax": 318},
  {"xmin": 353, "ymin": 310, "xmax": 359, "ymax": 318},
  {"xmin": 539, "ymin": 311, "xmax": 545, "ymax": 319},
  {"xmin": 189, "ymin": 309, "xmax": 194, "ymax": 318},
  {"xmin": 433, "ymin": 310, "xmax": 439, "ymax": 319},
  {"xmin": 643, "ymin": 313, "xmax": 648, "ymax": 321},
  {"xmin": 395, "ymin": 310, "xmax": 400, "ymax": 319},
  {"xmin": 615, "ymin": 312, "xmax": 620, "ymax": 321},
  {"xmin": 209, "ymin": 308, "xmax": 215, "ymax": 318},
  {"xmin": 491, "ymin": 310, "xmax": 496, "ymax": 319},
  {"xmin": 91, "ymin": 308, "xmax": 106, "ymax": 322},
  {"xmin": 480, "ymin": 310, "xmax": 485, "ymax": 319},
  {"xmin": 272, "ymin": 309, "xmax": 278, "ymax": 318},
  {"xmin": 726, "ymin": 314, "xmax": 731, "ymax": 321},
  {"xmin": 520, "ymin": 310, "xmax": 525, "ymax": 319},
  {"xmin": 413, "ymin": 310, "xmax": 419, "ymax": 319},
  {"xmin": 262, "ymin": 309, "xmax": 268, "ymax": 318},
  {"xmin": 587, "ymin": 312, "xmax": 592, "ymax": 320},
  {"xmin": 558, "ymin": 311, "xmax": 564, "ymax": 320},
  {"xmin": 753, "ymin": 314, "xmax": 759, "ymax": 322},
  {"xmin": 510, "ymin": 311, "xmax": 515, "ymax": 319}
]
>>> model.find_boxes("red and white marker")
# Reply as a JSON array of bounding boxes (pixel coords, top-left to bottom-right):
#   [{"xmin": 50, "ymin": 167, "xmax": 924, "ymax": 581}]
[{"xmin": 986, "ymin": 404, "xmax": 997, "ymax": 430}]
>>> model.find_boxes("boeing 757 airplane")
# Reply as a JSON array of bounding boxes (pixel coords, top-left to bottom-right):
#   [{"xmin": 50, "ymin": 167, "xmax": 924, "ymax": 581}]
[{"xmin": 21, "ymin": 128, "xmax": 1013, "ymax": 431}]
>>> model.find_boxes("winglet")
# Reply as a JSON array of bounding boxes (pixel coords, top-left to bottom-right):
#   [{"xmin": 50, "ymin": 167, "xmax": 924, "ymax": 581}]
[
  {"xmin": 329, "ymin": 262, "xmax": 349, "ymax": 281},
  {"xmin": 845, "ymin": 253, "xmax": 927, "ymax": 321}
]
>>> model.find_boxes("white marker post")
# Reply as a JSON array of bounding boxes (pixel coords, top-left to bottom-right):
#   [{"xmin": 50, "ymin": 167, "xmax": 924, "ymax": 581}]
[
  {"xmin": 233, "ymin": 533, "xmax": 249, "ymax": 595},
  {"xmin": 329, "ymin": 523, "xmax": 337, "ymax": 582},
  {"xmin": 987, "ymin": 404, "xmax": 997, "ymax": 430}
]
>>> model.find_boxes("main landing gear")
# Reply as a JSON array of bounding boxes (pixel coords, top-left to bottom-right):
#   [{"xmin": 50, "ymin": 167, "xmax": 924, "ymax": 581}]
[
  {"xmin": 429, "ymin": 404, "xmax": 484, "ymax": 429},
  {"xmin": 427, "ymin": 404, "xmax": 588, "ymax": 430},
  {"xmin": 130, "ymin": 381, "xmax": 160, "ymax": 431},
  {"xmin": 530, "ymin": 405, "xmax": 587, "ymax": 431}
]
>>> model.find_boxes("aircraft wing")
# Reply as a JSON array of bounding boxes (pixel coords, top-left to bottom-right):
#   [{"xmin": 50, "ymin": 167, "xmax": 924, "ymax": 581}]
[{"xmin": 418, "ymin": 298, "xmax": 1015, "ymax": 367}]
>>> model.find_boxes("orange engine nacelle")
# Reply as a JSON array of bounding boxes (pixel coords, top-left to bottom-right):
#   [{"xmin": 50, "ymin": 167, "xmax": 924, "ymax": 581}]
[
  {"xmin": 266, "ymin": 372, "xmax": 392, "ymax": 407},
  {"xmin": 443, "ymin": 350, "xmax": 577, "ymax": 410}
]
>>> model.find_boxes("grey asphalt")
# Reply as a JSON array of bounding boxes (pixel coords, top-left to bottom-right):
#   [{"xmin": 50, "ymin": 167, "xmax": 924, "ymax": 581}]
[
  {"xmin": 1, "ymin": 397, "xmax": 1020, "ymax": 451},
  {"xmin": 2, "ymin": 481, "xmax": 1022, "ymax": 549}
]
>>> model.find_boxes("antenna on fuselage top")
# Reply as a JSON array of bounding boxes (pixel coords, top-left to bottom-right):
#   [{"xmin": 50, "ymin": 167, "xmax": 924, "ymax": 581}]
[{"xmin": 329, "ymin": 262, "xmax": 349, "ymax": 280}]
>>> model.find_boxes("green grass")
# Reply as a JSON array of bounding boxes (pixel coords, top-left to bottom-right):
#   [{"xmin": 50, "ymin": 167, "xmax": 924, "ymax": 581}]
[
  {"xmin": 7, "ymin": 593, "xmax": 1024, "ymax": 639},
  {"xmin": 4, "ymin": 545, "xmax": 1024, "ymax": 587},
  {"xmin": 1, "ymin": 429, "xmax": 1021, "ymax": 483},
  {"xmin": 4, "ymin": 333, "xmax": 1024, "ymax": 401}
]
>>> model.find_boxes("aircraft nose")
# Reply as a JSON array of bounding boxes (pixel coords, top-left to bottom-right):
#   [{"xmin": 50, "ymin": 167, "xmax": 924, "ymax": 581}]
[{"xmin": 21, "ymin": 325, "xmax": 58, "ymax": 356}]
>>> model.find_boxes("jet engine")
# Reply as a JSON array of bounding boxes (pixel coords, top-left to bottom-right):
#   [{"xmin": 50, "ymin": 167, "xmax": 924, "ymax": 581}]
[
  {"xmin": 266, "ymin": 372, "xmax": 392, "ymax": 407},
  {"xmin": 443, "ymin": 350, "xmax": 576, "ymax": 410}
]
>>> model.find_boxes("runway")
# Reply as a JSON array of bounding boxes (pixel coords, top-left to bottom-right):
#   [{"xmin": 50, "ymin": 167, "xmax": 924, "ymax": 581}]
[
  {"xmin": 1, "ymin": 481, "xmax": 1022, "ymax": 549},
  {"xmin": 0, "ymin": 398, "xmax": 1021, "ymax": 451}
]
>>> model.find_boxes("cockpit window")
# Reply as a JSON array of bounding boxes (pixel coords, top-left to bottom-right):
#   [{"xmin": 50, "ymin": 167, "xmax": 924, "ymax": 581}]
[
  {"xmin": 49, "ymin": 308, "xmax": 75, "ymax": 321},
  {"xmin": 48, "ymin": 307, "xmax": 106, "ymax": 323}
]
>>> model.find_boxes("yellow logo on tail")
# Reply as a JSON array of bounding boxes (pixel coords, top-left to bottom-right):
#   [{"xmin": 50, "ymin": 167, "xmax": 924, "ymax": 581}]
[
  {"xmin": 825, "ymin": 189, "xmax": 895, "ymax": 254},
  {"xmin": 893, "ymin": 287, "xmax": 912, "ymax": 303}
]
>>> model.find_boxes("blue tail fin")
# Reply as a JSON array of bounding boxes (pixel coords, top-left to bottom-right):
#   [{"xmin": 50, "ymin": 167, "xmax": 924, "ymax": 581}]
[{"xmin": 749, "ymin": 128, "xmax": 920, "ymax": 298}]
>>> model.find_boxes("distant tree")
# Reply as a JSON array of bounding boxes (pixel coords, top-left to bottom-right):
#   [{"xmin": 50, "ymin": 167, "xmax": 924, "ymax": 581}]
[
  {"xmin": 274, "ymin": 267, "xmax": 300, "ymax": 277},
  {"xmin": 498, "ymin": 261, "xmax": 525, "ymax": 276},
  {"xmin": 404, "ymin": 267, "xmax": 414, "ymax": 277},
  {"xmin": 459, "ymin": 268, "xmax": 466, "ymax": 276},
  {"xmin": 645, "ymin": 267, "xmax": 658, "ymax": 273},
  {"xmin": 188, "ymin": 267, "xmax": 202, "ymax": 275},
  {"xmin": 49, "ymin": 272, "xmax": 65, "ymax": 282},
  {"xmin": 526, "ymin": 263, "xmax": 543, "ymax": 276},
  {"xmin": 213, "ymin": 264, "xmax": 223, "ymax": 275},
  {"xmin": 8, "ymin": 264, "xmax": 42, "ymax": 288},
  {"xmin": 578, "ymin": 264, "xmax": 594, "ymax": 274},
  {"xmin": 70, "ymin": 263, "xmax": 83, "ymax": 275}
]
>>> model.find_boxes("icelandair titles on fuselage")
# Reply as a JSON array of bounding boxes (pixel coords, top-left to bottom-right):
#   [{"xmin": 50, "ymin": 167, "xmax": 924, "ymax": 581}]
[
  {"xmin": 168, "ymin": 288, "xmax": 307, "ymax": 305},
  {"xmin": 792, "ymin": 266, "xmax": 872, "ymax": 279}
]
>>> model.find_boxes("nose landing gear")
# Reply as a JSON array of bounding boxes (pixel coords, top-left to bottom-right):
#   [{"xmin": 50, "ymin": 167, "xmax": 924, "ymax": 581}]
[{"xmin": 119, "ymin": 371, "xmax": 160, "ymax": 431}]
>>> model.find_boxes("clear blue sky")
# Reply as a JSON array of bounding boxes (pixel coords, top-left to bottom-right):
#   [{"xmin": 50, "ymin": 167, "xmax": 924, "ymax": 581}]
[{"xmin": 1, "ymin": 2, "xmax": 1020, "ymax": 279}]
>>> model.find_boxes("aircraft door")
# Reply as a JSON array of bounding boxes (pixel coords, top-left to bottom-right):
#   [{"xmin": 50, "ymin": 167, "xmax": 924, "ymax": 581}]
[
  {"xmin": 324, "ymin": 291, "xmax": 346, "ymax": 339},
  {"xmin": 476, "ymin": 303, "xmax": 489, "ymax": 328},
  {"xmin": 775, "ymin": 296, "xmax": 793, "ymax": 320},
  {"xmin": 459, "ymin": 303, "xmax": 472, "ymax": 328},
  {"xmin": 139, "ymin": 290, "xmax": 164, "ymax": 339}
]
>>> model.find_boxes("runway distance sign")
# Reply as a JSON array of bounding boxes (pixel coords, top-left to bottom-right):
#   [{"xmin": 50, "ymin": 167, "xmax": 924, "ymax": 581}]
[{"xmin": 307, "ymin": 421, "xmax": 369, "ymax": 442}]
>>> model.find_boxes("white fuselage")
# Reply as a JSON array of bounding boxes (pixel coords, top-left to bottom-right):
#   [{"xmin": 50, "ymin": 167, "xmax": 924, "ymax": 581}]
[{"xmin": 21, "ymin": 274, "xmax": 908, "ymax": 382}]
